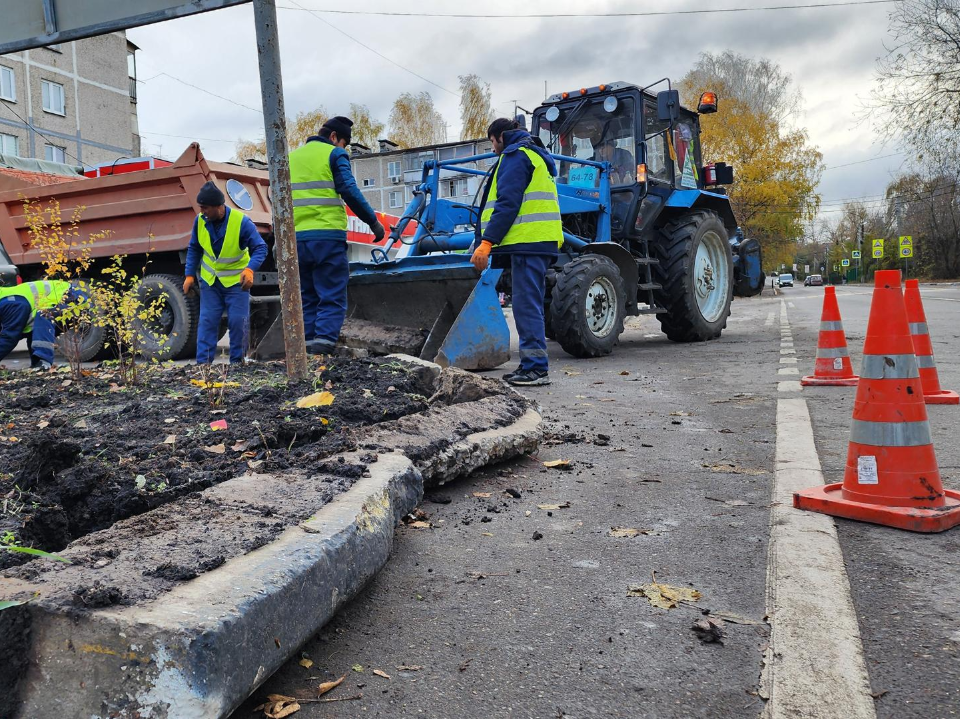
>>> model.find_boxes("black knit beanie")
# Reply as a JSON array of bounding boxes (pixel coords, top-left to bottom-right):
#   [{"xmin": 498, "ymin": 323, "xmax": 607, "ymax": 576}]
[
  {"xmin": 321, "ymin": 116, "xmax": 353, "ymax": 143},
  {"xmin": 196, "ymin": 181, "xmax": 225, "ymax": 206}
]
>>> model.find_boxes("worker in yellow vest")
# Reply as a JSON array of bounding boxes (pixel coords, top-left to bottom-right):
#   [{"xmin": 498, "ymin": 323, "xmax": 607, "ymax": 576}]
[
  {"xmin": 0, "ymin": 279, "xmax": 78, "ymax": 369},
  {"xmin": 183, "ymin": 181, "xmax": 268, "ymax": 364},
  {"xmin": 472, "ymin": 118, "xmax": 563, "ymax": 386},
  {"xmin": 289, "ymin": 116, "xmax": 385, "ymax": 355}
]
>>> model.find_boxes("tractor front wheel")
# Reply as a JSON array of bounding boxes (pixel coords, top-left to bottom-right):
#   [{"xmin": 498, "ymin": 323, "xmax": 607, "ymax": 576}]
[
  {"xmin": 652, "ymin": 210, "xmax": 733, "ymax": 342},
  {"xmin": 549, "ymin": 255, "xmax": 626, "ymax": 358}
]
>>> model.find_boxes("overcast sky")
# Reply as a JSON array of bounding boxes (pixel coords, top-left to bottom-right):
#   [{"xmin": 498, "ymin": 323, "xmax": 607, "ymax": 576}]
[{"xmin": 128, "ymin": 0, "xmax": 907, "ymax": 224}]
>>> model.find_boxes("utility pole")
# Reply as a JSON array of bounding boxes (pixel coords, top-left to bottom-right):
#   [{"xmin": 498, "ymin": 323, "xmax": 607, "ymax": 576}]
[
  {"xmin": 859, "ymin": 221, "xmax": 864, "ymax": 283},
  {"xmin": 252, "ymin": 0, "xmax": 308, "ymax": 380}
]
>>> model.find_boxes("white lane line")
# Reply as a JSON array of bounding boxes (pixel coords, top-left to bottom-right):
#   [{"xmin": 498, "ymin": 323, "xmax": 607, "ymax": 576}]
[
  {"xmin": 762, "ymin": 399, "xmax": 875, "ymax": 718},
  {"xmin": 779, "ymin": 358, "xmax": 798, "ymax": 364},
  {"xmin": 763, "ymin": 305, "xmax": 875, "ymax": 718},
  {"xmin": 780, "ymin": 349, "xmax": 796, "ymax": 355},
  {"xmin": 766, "ymin": 312, "xmax": 775, "ymax": 326},
  {"xmin": 777, "ymin": 367, "xmax": 800, "ymax": 375}
]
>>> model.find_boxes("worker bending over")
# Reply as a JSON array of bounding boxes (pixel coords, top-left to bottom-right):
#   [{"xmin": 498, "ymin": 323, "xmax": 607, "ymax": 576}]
[
  {"xmin": 472, "ymin": 118, "xmax": 563, "ymax": 386},
  {"xmin": 0, "ymin": 279, "xmax": 82, "ymax": 369},
  {"xmin": 183, "ymin": 181, "xmax": 267, "ymax": 364},
  {"xmin": 289, "ymin": 115, "xmax": 385, "ymax": 355}
]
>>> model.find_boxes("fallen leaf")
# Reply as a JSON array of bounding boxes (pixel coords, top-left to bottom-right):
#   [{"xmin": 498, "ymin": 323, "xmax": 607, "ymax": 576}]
[
  {"xmin": 407, "ymin": 521, "xmax": 431, "ymax": 529},
  {"xmin": 264, "ymin": 700, "xmax": 300, "ymax": 719},
  {"xmin": 204, "ymin": 443, "xmax": 226, "ymax": 454},
  {"xmin": 232, "ymin": 439, "xmax": 254, "ymax": 452},
  {"xmin": 352, "ymin": 664, "xmax": 364, "ymax": 673},
  {"xmin": 299, "ymin": 658, "xmax": 314, "ymax": 669},
  {"xmin": 524, "ymin": 510, "xmax": 532, "ymax": 517},
  {"xmin": 396, "ymin": 665, "xmax": 423, "ymax": 672},
  {"xmin": 209, "ymin": 419, "xmax": 229, "ymax": 431},
  {"xmin": 189, "ymin": 379, "xmax": 241, "ymax": 389},
  {"xmin": 542, "ymin": 459, "xmax": 571, "ymax": 469},
  {"xmin": 61, "ymin": 379, "xmax": 72, "ymax": 387},
  {"xmin": 37, "ymin": 421, "xmax": 49, "ymax": 429},
  {"xmin": 609, "ymin": 527, "xmax": 655, "ymax": 538},
  {"xmin": 135, "ymin": 475, "xmax": 147, "ymax": 490},
  {"xmin": 472, "ymin": 492, "xmax": 491, "ymax": 498},
  {"xmin": 317, "ymin": 674, "xmax": 346, "ymax": 696},
  {"xmin": 266, "ymin": 694, "xmax": 297, "ymax": 703},
  {"xmin": 362, "ymin": 388, "xmax": 374, "ymax": 398},
  {"xmin": 324, "ymin": 380, "xmax": 333, "ymax": 390},
  {"xmin": 481, "ymin": 532, "xmax": 493, "ymax": 537},
  {"xmin": 296, "ymin": 391, "xmax": 335, "ymax": 408},
  {"xmin": 108, "ymin": 383, "xmax": 122, "ymax": 392},
  {"xmin": 692, "ymin": 617, "xmax": 726, "ymax": 644},
  {"xmin": 537, "ymin": 502, "xmax": 571, "ymax": 510},
  {"xmin": 619, "ymin": 371, "xmax": 630, "ymax": 376},
  {"xmin": 627, "ymin": 581, "xmax": 702, "ymax": 609},
  {"xmin": 248, "ymin": 459, "xmax": 265, "ymax": 470},
  {"xmin": 372, "ymin": 669, "xmax": 391, "ymax": 679},
  {"xmin": 564, "ymin": 370, "xmax": 582, "ymax": 376},
  {"xmin": 163, "ymin": 435, "xmax": 177, "ymax": 445},
  {"xmin": 164, "ymin": 417, "xmax": 176, "ymax": 424},
  {"xmin": 74, "ymin": 419, "xmax": 88, "ymax": 429},
  {"xmin": 670, "ymin": 410, "xmax": 691, "ymax": 417}
]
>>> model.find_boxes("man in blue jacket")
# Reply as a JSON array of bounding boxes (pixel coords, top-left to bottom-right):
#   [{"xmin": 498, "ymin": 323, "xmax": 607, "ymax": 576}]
[
  {"xmin": 183, "ymin": 181, "xmax": 268, "ymax": 364},
  {"xmin": 472, "ymin": 119, "xmax": 563, "ymax": 386},
  {"xmin": 0, "ymin": 279, "xmax": 80, "ymax": 369},
  {"xmin": 289, "ymin": 116, "xmax": 385, "ymax": 355}
]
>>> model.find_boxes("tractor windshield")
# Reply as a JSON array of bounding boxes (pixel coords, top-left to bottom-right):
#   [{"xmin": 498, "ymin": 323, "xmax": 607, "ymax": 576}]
[{"xmin": 538, "ymin": 97, "xmax": 637, "ymax": 188}]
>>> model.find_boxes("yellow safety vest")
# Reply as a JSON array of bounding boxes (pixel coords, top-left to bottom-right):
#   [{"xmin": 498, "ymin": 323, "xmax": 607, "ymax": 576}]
[
  {"xmin": 480, "ymin": 146, "xmax": 563, "ymax": 248},
  {"xmin": 289, "ymin": 140, "xmax": 347, "ymax": 232},
  {"xmin": 196, "ymin": 208, "xmax": 250, "ymax": 288},
  {"xmin": 0, "ymin": 279, "xmax": 71, "ymax": 331}
]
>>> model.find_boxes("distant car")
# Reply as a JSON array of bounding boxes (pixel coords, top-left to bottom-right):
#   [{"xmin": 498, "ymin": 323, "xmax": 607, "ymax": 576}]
[
  {"xmin": 803, "ymin": 274, "xmax": 823, "ymax": 287},
  {"xmin": 0, "ymin": 242, "xmax": 18, "ymax": 287},
  {"xmin": 778, "ymin": 273, "xmax": 794, "ymax": 288}
]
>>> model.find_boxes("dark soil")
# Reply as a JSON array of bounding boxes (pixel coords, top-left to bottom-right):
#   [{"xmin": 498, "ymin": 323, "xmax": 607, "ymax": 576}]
[{"xmin": 0, "ymin": 357, "xmax": 434, "ymax": 569}]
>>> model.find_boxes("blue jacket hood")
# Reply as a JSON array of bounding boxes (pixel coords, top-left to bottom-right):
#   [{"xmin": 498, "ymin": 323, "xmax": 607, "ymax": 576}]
[{"xmin": 501, "ymin": 129, "xmax": 557, "ymax": 177}]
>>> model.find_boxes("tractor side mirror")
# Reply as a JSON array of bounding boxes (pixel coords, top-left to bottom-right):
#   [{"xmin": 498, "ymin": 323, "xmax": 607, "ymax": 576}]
[
  {"xmin": 656, "ymin": 89, "xmax": 679, "ymax": 122},
  {"xmin": 713, "ymin": 162, "xmax": 734, "ymax": 184}
]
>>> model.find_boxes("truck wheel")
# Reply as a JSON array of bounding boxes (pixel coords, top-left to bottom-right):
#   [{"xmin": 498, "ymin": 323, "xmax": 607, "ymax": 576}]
[
  {"xmin": 544, "ymin": 267, "xmax": 557, "ymax": 340},
  {"xmin": 135, "ymin": 274, "xmax": 199, "ymax": 360},
  {"xmin": 56, "ymin": 321, "xmax": 107, "ymax": 363},
  {"xmin": 549, "ymin": 255, "xmax": 626, "ymax": 358},
  {"xmin": 652, "ymin": 210, "xmax": 733, "ymax": 342}
]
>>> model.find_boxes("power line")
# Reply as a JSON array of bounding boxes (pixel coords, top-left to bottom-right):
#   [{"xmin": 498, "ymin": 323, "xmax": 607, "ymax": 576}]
[
  {"xmin": 139, "ymin": 129, "xmax": 241, "ymax": 144},
  {"xmin": 138, "ymin": 71, "xmax": 263, "ymax": 115},
  {"xmin": 822, "ymin": 151, "xmax": 905, "ymax": 171},
  {"xmin": 277, "ymin": 0, "xmax": 897, "ymax": 19},
  {"xmin": 284, "ymin": 0, "xmax": 458, "ymax": 97}
]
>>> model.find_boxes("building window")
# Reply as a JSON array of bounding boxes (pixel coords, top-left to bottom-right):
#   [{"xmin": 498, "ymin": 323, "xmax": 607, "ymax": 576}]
[
  {"xmin": 387, "ymin": 160, "xmax": 401, "ymax": 179},
  {"xmin": 388, "ymin": 190, "xmax": 403, "ymax": 209},
  {"xmin": 44, "ymin": 144, "xmax": 66, "ymax": 163},
  {"xmin": 444, "ymin": 178, "xmax": 469, "ymax": 197},
  {"xmin": 0, "ymin": 66, "xmax": 15, "ymax": 102},
  {"xmin": 0, "ymin": 133, "xmax": 18, "ymax": 156},
  {"xmin": 41, "ymin": 80, "xmax": 65, "ymax": 115},
  {"xmin": 127, "ymin": 50, "xmax": 137, "ymax": 104},
  {"xmin": 362, "ymin": 178, "xmax": 375, "ymax": 188}
]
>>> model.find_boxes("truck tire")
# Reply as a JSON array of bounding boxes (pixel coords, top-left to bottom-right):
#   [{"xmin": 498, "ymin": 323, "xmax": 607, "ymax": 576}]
[
  {"xmin": 544, "ymin": 267, "xmax": 557, "ymax": 340},
  {"xmin": 652, "ymin": 210, "xmax": 733, "ymax": 342},
  {"xmin": 135, "ymin": 274, "xmax": 199, "ymax": 361},
  {"xmin": 549, "ymin": 255, "xmax": 626, "ymax": 358},
  {"xmin": 56, "ymin": 322, "xmax": 107, "ymax": 363}
]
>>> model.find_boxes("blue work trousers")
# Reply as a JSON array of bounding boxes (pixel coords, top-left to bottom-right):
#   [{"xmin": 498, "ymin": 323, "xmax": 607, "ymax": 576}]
[
  {"xmin": 509, "ymin": 253, "xmax": 552, "ymax": 372},
  {"xmin": 197, "ymin": 280, "xmax": 249, "ymax": 364},
  {"xmin": 298, "ymin": 239, "xmax": 349, "ymax": 343}
]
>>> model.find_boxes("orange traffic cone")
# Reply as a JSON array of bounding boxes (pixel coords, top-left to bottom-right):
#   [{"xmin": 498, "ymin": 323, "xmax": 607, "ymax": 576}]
[
  {"xmin": 794, "ymin": 270, "xmax": 960, "ymax": 532},
  {"xmin": 801, "ymin": 286, "xmax": 858, "ymax": 386},
  {"xmin": 904, "ymin": 279, "xmax": 959, "ymax": 405}
]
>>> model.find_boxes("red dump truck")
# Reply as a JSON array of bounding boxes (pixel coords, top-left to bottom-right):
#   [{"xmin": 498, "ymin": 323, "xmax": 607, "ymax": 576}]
[{"xmin": 0, "ymin": 144, "xmax": 403, "ymax": 360}]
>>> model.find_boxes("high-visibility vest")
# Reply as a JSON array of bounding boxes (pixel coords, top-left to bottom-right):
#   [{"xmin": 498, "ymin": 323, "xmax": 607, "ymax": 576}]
[
  {"xmin": 289, "ymin": 140, "xmax": 347, "ymax": 232},
  {"xmin": 0, "ymin": 279, "xmax": 71, "ymax": 331},
  {"xmin": 196, "ymin": 208, "xmax": 250, "ymax": 288},
  {"xmin": 480, "ymin": 146, "xmax": 563, "ymax": 248}
]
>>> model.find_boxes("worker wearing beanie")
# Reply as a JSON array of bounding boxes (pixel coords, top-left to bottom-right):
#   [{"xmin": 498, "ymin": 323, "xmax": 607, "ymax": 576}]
[
  {"xmin": 289, "ymin": 115, "xmax": 385, "ymax": 354},
  {"xmin": 472, "ymin": 118, "xmax": 562, "ymax": 386},
  {"xmin": 183, "ymin": 181, "xmax": 268, "ymax": 364}
]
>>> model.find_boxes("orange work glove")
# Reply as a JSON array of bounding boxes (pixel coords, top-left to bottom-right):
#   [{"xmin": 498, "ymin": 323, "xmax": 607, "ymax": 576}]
[
  {"xmin": 183, "ymin": 275, "xmax": 195, "ymax": 294},
  {"xmin": 240, "ymin": 268, "xmax": 254, "ymax": 290},
  {"xmin": 471, "ymin": 240, "xmax": 493, "ymax": 273}
]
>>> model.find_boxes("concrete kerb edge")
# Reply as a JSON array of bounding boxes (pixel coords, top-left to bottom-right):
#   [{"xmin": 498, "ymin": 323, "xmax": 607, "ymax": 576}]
[{"xmin": 8, "ymin": 373, "xmax": 544, "ymax": 718}]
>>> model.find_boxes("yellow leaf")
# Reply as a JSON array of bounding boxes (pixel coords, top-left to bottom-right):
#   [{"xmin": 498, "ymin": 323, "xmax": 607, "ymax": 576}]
[
  {"xmin": 317, "ymin": 674, "xmax": 345, "ymax": 696},
  {"xmin": 609, "ymin": 527, "xmax": 655, "ymax": 538},
  {"xmin": 472, "ymin": 492, "xmax": 491, "ymax": 498},
  {"xmin": 407, "ymin": 521, "xmax": 431, "ymax": 529},
  {"xmin": 189, "ymin": 379, "xmax": 240, "ymax": 389},
  {"xmin": 373, "ymin": 669, "xmax": 391, "ymax": 679},
  {"xmin": 299, "ymin": 658, "xmax": 313, "ymax": 669},
  {"xmin": 627, "ymin": 582, "xmax": 702, "ymax": 609},
  {"xmin": 537, "ymin": 502, "xmax": 571, "ymax": 510},
  {"xmin": 542, "ymin": 459, "xmax": 570, "ymax": 469},
  {"xmin": 296, "ymin": 391, "xmax": 335, "ymax": 408}
]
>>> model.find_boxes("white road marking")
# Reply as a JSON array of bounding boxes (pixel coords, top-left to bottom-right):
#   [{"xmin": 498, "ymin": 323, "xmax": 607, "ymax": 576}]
[
  {"xmin": 763, "ymin": 306, "xmax": 875, "ymax": 718},
  {"xmin": 779, "ymin": 358, "xmax": 798, "ymax": 364},
  {"xmin": 777, "ymin": 367, "xmax": 800, "ymax": 375},
  {"xmin": 780, "ymin": 349, "xmax": 796, "ymax": 355},
  {"xmin": 781, "ymin": 342, "xmax": 794, "ymax": 348},
  {"xmin": 766, "ymin": 312, "xmax": 776, "ymax": 326}
]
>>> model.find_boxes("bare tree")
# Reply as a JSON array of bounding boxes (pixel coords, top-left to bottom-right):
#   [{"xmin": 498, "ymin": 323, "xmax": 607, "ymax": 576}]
[
  {"xmin": 235, "ymin": 107, "xmax": 328, "ymax": 162},
  {"xmin": 871, "ymin": 0, "xmax": 960, "ymax": 161},
  {"xmin": 348, "ymin": 103, "xmax": 386, "ymax": 149},
  {"xmin": 681, "ymin": 51, "xmax": 802, "ymax": 123},
  {"xmin": 388, "ymin": 92, "xmax": 446, "ymax": 148},
  {"xmin": 459, "ymin": 74, "xmax": 495, "ymax": 140}
]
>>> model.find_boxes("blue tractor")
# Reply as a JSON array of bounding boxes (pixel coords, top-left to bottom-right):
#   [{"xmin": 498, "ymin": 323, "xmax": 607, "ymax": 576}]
[{"xmin": 341, "ymin": 80, "xmax": 764, "ymax": 367}]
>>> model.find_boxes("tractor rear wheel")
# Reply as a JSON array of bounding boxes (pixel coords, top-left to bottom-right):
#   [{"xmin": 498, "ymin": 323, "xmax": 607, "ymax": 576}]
[
  {"xmin": 134, "ymin": 274, "xmax": 200, "ymax": 360},
  {"xmin": 652, "ymin": 210, "xmax": 733, "ymax": 342},
  {"xmin": 549, "ymin": 255, "xmax": 626, "ymax": 358}
]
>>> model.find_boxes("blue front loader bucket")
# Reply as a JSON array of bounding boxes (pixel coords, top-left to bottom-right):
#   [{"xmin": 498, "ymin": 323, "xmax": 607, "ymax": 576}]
[{"xmin": 341, "ymin": 255, "xmax": 510, "ymax": 371}]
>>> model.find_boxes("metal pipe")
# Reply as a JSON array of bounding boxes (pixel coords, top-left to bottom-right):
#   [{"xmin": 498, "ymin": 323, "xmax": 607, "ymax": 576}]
[{"xmin": 252, "ymin": 0, "xmax": 307, "ymax": 379}]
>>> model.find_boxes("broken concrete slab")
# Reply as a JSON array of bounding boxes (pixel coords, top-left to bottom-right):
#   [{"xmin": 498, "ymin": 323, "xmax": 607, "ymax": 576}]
[{"xmin": 1, "ymin": 367, "xmax": 542, "ymax": 718}]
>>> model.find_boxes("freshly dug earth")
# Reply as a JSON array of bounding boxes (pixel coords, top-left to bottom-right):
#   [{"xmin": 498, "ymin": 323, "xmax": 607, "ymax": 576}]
[{"xmin": 0, "ymin": 357, "xmax": 435, "ymax": 570}]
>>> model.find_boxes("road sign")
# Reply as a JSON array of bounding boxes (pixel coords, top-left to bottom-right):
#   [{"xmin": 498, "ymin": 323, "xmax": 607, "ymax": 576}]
[
  {"xmin": 841, "ymin": 259, "xmax": 850, "ymax": 267},
  {"xmin": 834, "ymin": 264, "xmax": 839, "ymax": 271},
  {"xmin": 852, "ymin": 250, "xmax": 861, "ymax": 259},
  {"xmin": 872, "ymin": 238, "xmax": 884, "ymax": 259},
  {"xmin": 792, "ymin": 263, "xmax": 798, "ymax": 271},
  {"xmin": 901, "ymin": 246, "xmax": 913, "ymax": 258},
  {"xmin": 804, "ymin": 264, "xmax": 810, "ymax": 273}
]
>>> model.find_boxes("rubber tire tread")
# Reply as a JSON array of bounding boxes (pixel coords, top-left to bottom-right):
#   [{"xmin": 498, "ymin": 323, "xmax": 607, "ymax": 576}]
[
  {"xmin": 550, "ymin": 255, "xmax": 626, "ymax": 358},
  {"xmin": 652, "ymin": 210, "xmax": 732, "ymax": 343},
  {"xmin": 137, "ymin": 274, "xmax": 200, "ymax": 361}
]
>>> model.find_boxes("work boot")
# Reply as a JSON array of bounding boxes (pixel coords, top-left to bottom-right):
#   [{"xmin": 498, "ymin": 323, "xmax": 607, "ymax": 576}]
[
  {"xmin": 305, "ymin": 339, "xmax": 336, "ymax": 356},
  {"xmin": 506, "ymin": 368, "xmax": 550, "ymax": 386},
  {"xmin": 30, "ymin": 357, "xmax": 53, "ymax": 371},
  {"xmin": 501, "ymin": 366, "xmax": 523, "ymax": 382}
]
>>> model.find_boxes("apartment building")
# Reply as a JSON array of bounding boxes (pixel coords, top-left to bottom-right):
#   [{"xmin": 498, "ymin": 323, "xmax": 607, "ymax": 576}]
[
  {"xmin": 351, "ymin": 137, "xmax": 497, "ymax": 214},
  {"xmin": 0, "ymin": 32, "xmax": 139, "ymax": 168}
]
